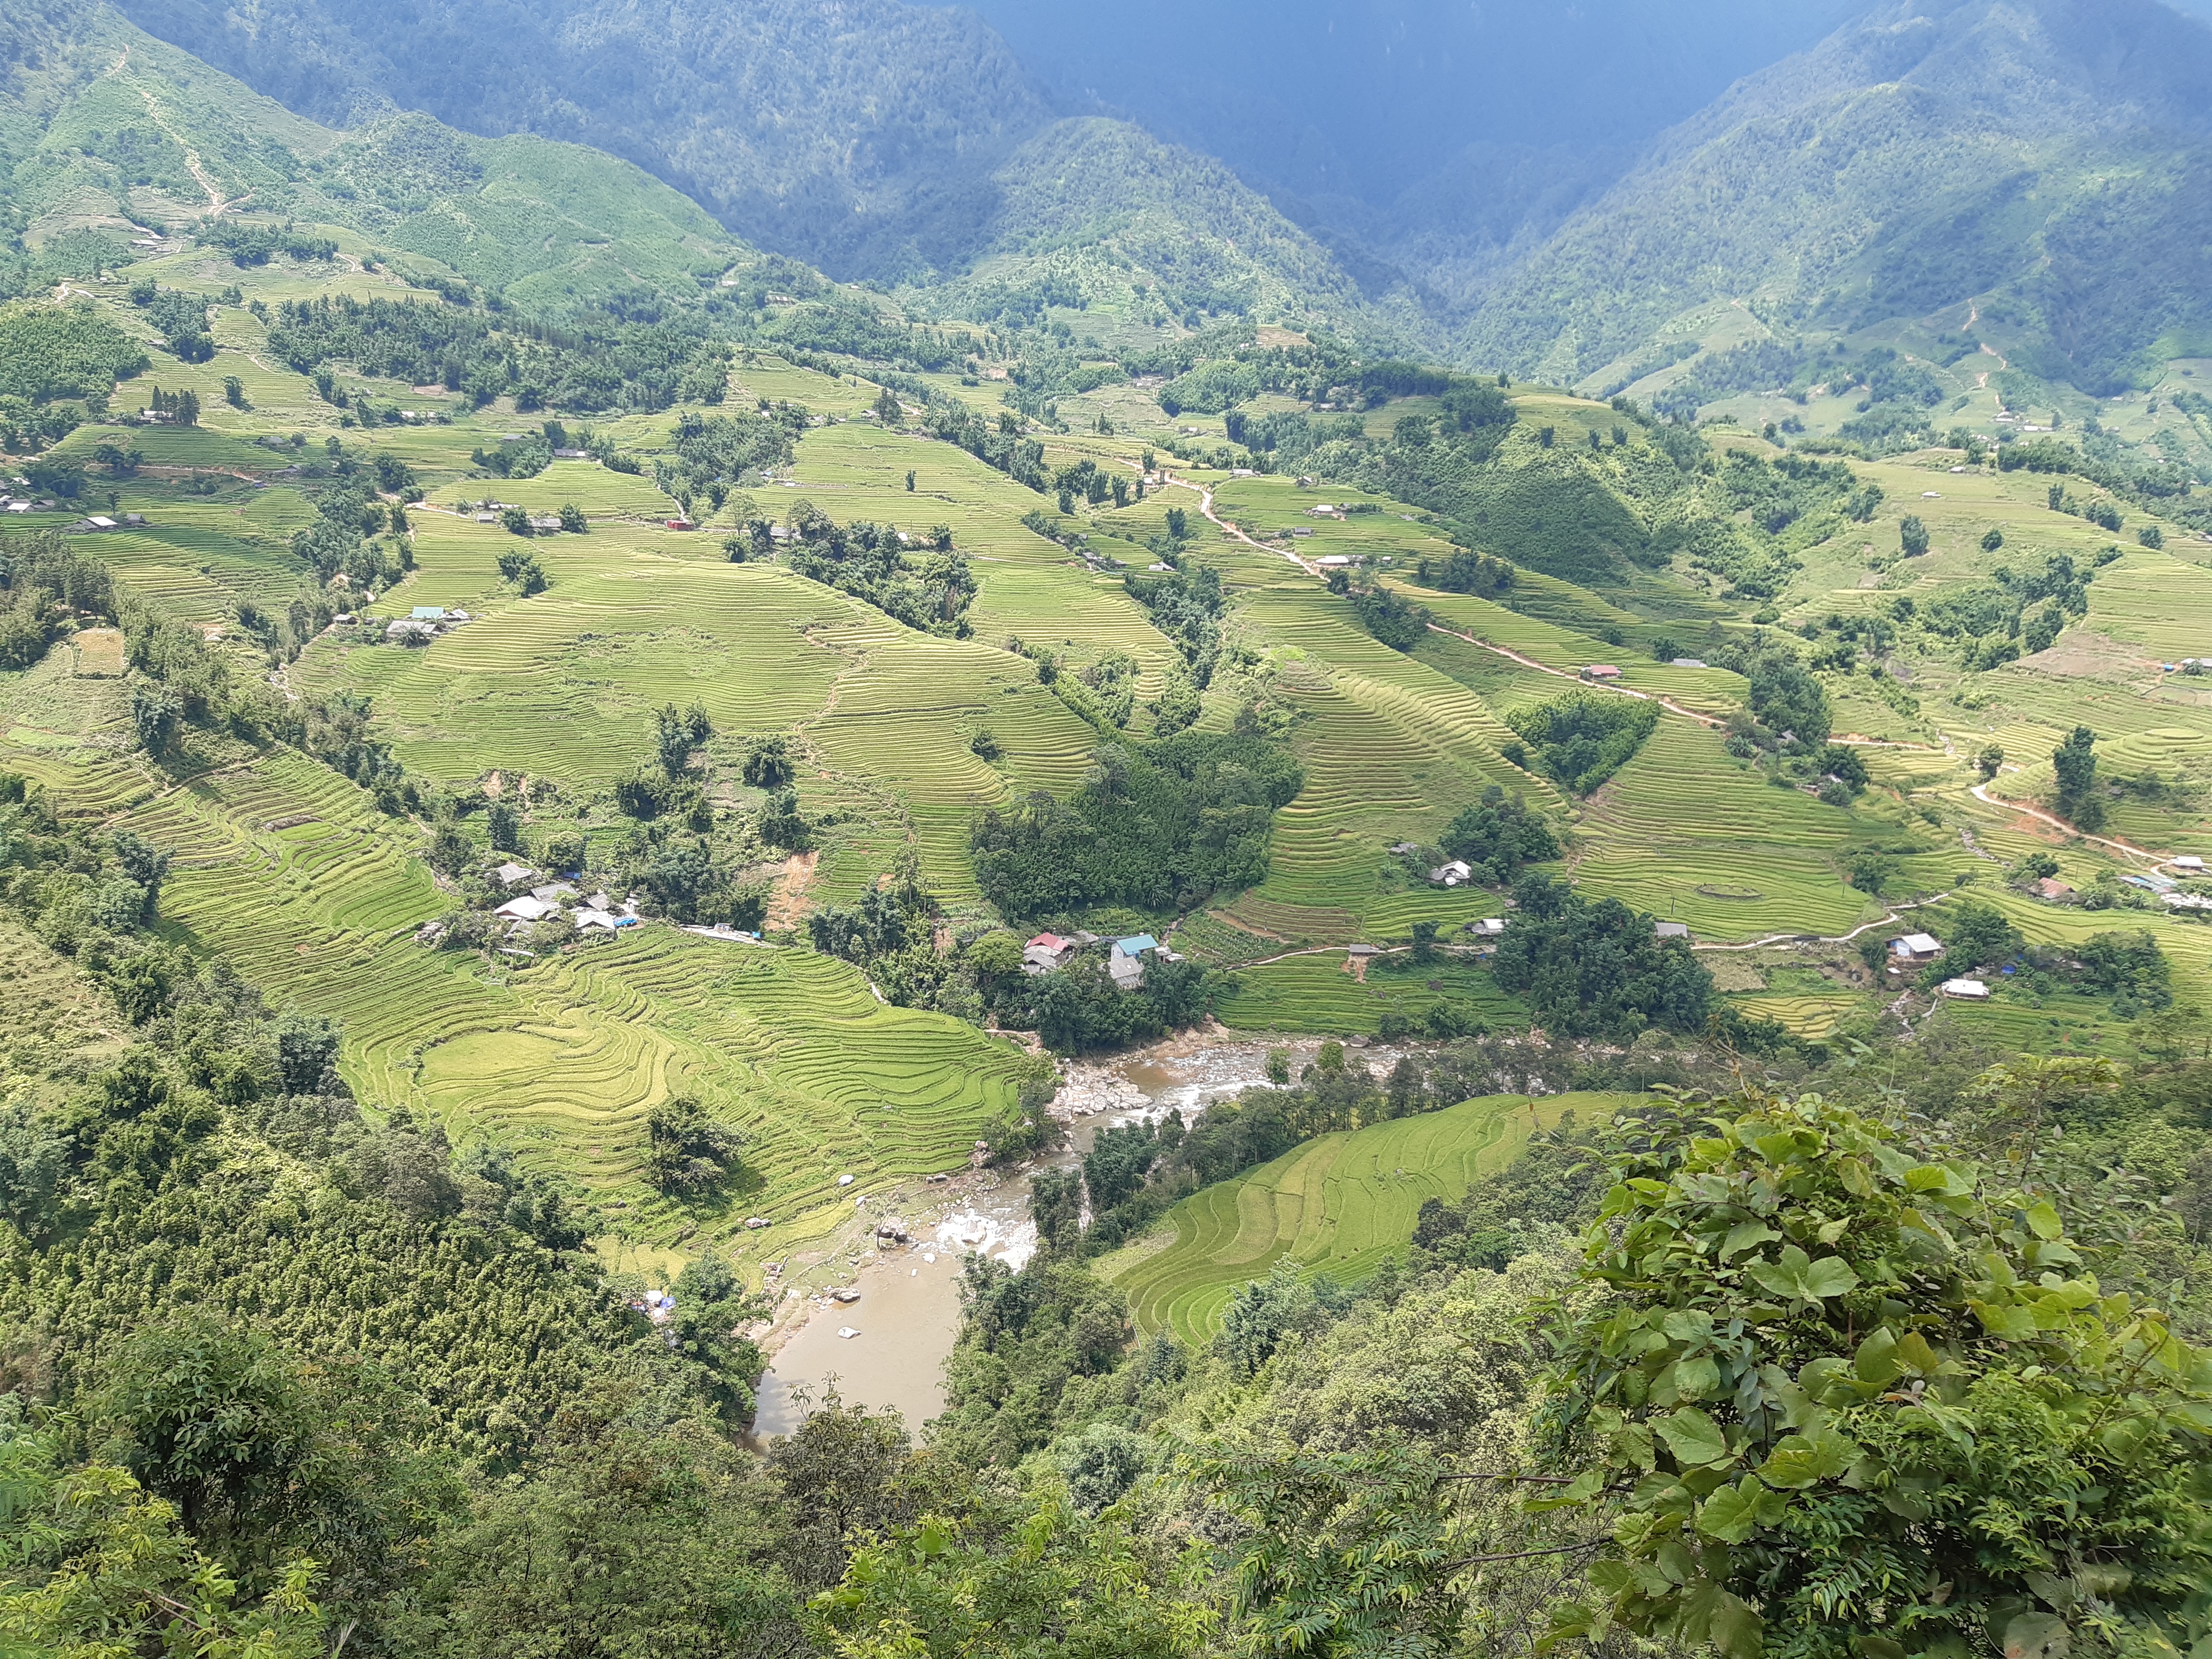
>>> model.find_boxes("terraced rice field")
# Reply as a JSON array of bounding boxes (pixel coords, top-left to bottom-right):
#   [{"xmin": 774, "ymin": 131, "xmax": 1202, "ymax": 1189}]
[
  {"xmin": 1106, "ymin": 1090, "xmax": 1621, "ymax": 1346},
  {"xmin": 1211, "ymin": 953, "xmax": 1525, "ymax": 1034},
  {"xmin": 1571, "ymin": 716, "xmax": 1876, "ymax": 940}
]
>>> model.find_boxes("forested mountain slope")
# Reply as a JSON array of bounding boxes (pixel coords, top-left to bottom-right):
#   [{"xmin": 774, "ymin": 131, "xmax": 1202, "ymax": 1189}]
[
  {"xmin": 0, "ymin": 0, "xmax": 756, "ymax": 313},
  {"xmin": 1460, "ymin": 0, "xmax": 2212, "ymax": 393},
  {"xmin": 106, "ymin": 0, "xmax": 1381, "ymax": 337}
]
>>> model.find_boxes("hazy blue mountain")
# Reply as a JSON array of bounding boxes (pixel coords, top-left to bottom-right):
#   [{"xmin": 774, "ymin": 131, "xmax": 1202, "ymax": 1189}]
[{"xmin": 1454, "ymin": 0, "xmax": 2212, "ymax": 392}]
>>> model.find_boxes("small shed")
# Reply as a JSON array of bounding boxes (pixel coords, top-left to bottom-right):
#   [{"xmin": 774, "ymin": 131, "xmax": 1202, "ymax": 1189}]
[
  {"xmin": 1473, "ymin": 918, "xmax": 1506, "ymax": 938},
  {"xmin": 493, "ymin": 861, "xmax": 538, "ymax": 888},
  {"xmin": 1347, "ymin": 943, "xmax": 1380, "ymax": 958},
  {"xmin": 1890, "ymin": 933, "xmax": 1942, "ymax": 962},
  {"xmin": 1669, "ymin": 657, "xmax": 1707, "ymax": 669},
  {"xmin": 1582, "ymin": 664, "xmax": 1623, "ymax": 681},
  {"xmin": 2034, "ymin": 877, "xmax": 2076, "ymax": 901},
  {"xmin": 528, "ymin": 515, "xmax": 563, "ymax": 533},
  {"xmin": 1940, "ymin": 978, "xmax": 1991, "ymax": 1000},
  {"xmin": 1655, "ymin": 921, "xmax": 1691, "ymax": 940}
]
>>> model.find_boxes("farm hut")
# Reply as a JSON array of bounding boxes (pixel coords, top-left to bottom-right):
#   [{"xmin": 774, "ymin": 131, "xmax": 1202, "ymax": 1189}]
[
  {"xmin": 1890, "ymin": 933, "xmax": 1942, "ymax": 963},
  {"xmin": 1389, "ymin": 842, "xmax": 1419, "ymax": 855},
  {"xmin": 1654, "ymin": 921, "xmax": 1691, "ymax": 940},
  {"xmin": 664, "ymin": 517, "xmax": 695, "ymax": 530},
  {"xmin": 2169, "ymin": 855, "xmax": 2206, "ymax": 873},
  {"xmin": 1316, "ymin": 554, "xmax": 1355, "ymax": 568},
  {"xmin": 2034, "ymin": 878, "xmax": 2076, "ymax": 901},
  {"xmin": 552, "ymin": 447, "xmax": 589, "ymax": 459},
  {"xmin": 1581, "ymin": 664, "xmax": 1623, "ymax": 681},
  {"xmin": 1347, "ymin": 944, "xmax": 1380, "ymax": 958},
  {"xmin": 528, "ymin": 515, "xmax": 564, "ymax": 533},
  {"xmin": 1429, "ymin": 860, "xmax": 1474, "ymax": 887},
  {"xmin": 385, "ymin": 619, "xmax": 437, "ymax": 645},
  {"xmin": 1940, "ymin": 978, "xmax": 1991, "ymax": 1000},
  {"xmin": 122, "ymin": 512, "xmax": 145, "ymax": 526},
  {"xmin": 79, "ymin": 516, "xmax": 117, "ymax": 530},
  {"xmin": 1473, "ymin": 918, "xmax": 1506, "ymax": 937},
  {"xmin": 1669, "ymin": 657, "xmax": 1707, "ymax": 668}
]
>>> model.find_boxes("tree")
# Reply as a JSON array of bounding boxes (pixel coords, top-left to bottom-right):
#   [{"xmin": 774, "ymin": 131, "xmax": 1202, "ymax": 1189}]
[
  {"xmin": 559, "ymin": 501, "xmax": 587, "ymax": 532},
  {"xmin": 1538, "ymin": 1089, "xmax": 2212, "ymax": 1659},
  {"xmin": 644, "ymin": 1096, "xmax": 745, "ymax": 1195},
  {"xmin": 1409, "ymin": 919, "xmax": 1439, "ymax": 963},
  {"xmin": 1746, "ymin": 660, "xmax": 1830, "ymax": 746},
  {"xmin": 741, "ymin": 734, "xmax": 795, "ymax": 789},
  {"xmin": 1981, "ymin": 527, "xmax": 2004, "ymax": 551},
  {"xmin": 496, "ymin": 547, "xmax": 546, "ymax": 594},
  {"xmin": 0, "ymin": 1430, "xmax": 327, "ymax": 1659},
  {"xmin": 1976, "ymin": 742, "xmax": 2005, "ymax": 781},
  {"xmin": 1944, "ymin": 897, "xmax": 2024, "ymax": 969},
  {"xmin": 2051, "ymin": 725, "xmax": 2103, "ymax": 829},
  {"xmin": 1899, "ymin": 514, "xmax": 1930, "ymax": 556},
  {"xmin": 656, "ymin": 701, "xmax": 712, "ymax": 777},
  {"xmin": 419, "ymin": 1395, "xmax": 788, "ymax": 1656},
  {"xmin": 223, "ymin": 374, "xmax": 247, "ymax": 407},
  {"xmin": 128, "ymin": 682, "xmax": 180, "ymax": 757}
]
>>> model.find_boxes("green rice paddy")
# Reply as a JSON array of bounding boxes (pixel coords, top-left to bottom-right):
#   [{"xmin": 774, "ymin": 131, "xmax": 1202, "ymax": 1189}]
[{"xmin": 1103, "ymin": 1090, "xmax": 1625, "ymax": 1346}]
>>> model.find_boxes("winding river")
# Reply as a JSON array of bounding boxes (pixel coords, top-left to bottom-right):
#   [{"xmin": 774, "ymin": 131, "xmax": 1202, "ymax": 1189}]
[{"xmin": 749, "ymin": 1035, "xmax": 1337, "ymax": 1436}]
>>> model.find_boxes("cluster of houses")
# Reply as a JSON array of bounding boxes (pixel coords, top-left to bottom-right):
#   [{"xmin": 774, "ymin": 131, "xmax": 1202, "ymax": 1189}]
[
  {"xmin": 414, "ymin": 860, "xmax": 642, "ymax": 949},
  {"xmin": 1022, "ymin": 929, "xmax": 1183, "ymax": 989},
  {"xmin": 2030, "ymin": 854, "xmax": 2208, "ymax": 911},
  {"xmin": 385, "ymin": 605, "xmax": 472, "ymax": 645},
  {"xmin": 1884, "ymin": 930, "xmax": 1990, "ymax": 1000}
]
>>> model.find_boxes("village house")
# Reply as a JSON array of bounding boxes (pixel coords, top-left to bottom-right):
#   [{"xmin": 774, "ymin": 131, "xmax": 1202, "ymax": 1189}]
[
  {"xmin": 2034, "ymin": 877, "xmax": 2076, "ymax": 901},
  {"xmin": 493, "ymin": 861, "xmax": 538, "ymax": 888},
  {"xmin": 1472, "ymin": 918, "xmax": 1506, "ymax": 938},
  {"xmin": 1940, "ymin": 977, "xmax": 1991, "ymax": 1000},
  {"xmin": 1889, "ymin": 932, "xmax": 1943, "ymax": 964},
  {"xmin": 1022, "ymin": 931, "xmax": 1075, "ymax": 974},
  {"xmin": 493, "ymin": 894, "xmax": 558, "ymax": 923},
  {"xmin": 1429, "ymin": 859, "xmax": 1474, "ymax": 887},
  {"xmin": 1581, "ymin": 664, "xmax": 1623, "ymax": 681},
  {"xmin": 528, "ymin": 515, "xmax": 564, "ymax": 533}
]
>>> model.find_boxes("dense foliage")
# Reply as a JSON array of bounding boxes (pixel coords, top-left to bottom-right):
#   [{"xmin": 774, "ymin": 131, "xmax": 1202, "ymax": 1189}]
[
  {"xmin": 1503, "ymin": 693, "xmax": 1659, "ymax": 795},
  {"xmin": 972, "ymin": 733, "xmax": 1302, "ymax": 918},
  {"xmin": 1539, "ymin": 1088, "xmax": 2212, "ymax": 1659},
  {"xmin": 770, "ymin": 500, "xmax": 976, "ymax": 636},
  {"xmin": 1491, "ymin": 874, "xmax": 1713, "ymax": 1039}
]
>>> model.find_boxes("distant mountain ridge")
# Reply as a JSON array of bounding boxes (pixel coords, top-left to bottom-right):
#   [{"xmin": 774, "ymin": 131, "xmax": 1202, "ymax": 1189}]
[
  {"xmin": 107, "ymin": 0, "xmax": 1389, "ymax": 344},
  {"xmin": 1456, "ymin": 0, "xmax": 2212, "ymax": 391}
]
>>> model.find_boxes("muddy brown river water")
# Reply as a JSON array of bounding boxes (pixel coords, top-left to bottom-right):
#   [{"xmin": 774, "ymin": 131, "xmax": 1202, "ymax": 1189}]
[{"xmin": 749, "ymin": 1035, "xmax": 1370, "ymax": 1437}]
